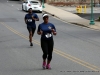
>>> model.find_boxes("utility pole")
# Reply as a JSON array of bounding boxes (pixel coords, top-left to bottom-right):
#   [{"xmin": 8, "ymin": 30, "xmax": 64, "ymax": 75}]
[
  {"xmin": 42, "ymin": 0, "xmax": 45, "ymax": 8},
  {"xmin": 90, "ymin": 0, "xmax": 95, "ymax": 25}
]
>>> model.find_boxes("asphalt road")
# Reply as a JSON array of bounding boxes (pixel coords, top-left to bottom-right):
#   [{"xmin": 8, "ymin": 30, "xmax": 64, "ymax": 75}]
[{"xmin": 0, "ymin": 0, "xmax": 100, "ymax": 75}]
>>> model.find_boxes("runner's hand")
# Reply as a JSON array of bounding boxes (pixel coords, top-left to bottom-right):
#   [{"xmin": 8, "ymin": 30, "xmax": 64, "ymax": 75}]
[
  {"xmin": 40, "ymin": 30, "xmax": 43, "ymax": 35},
  {"xmin": 32, "ymin": 16, "xmax": 36, "ymax": 20},
  {"xmin": 32, "ymin": 15, "xmax": 34, "ymax": 18},
  {"xmin": 53, "ymin": 32, "xmax": 57, "ymax": 35},
  {"xmin": 51, "ymin": 29, "xmax": 55, "ymax": 32},
  {"xmin": 37, "ymin": 30, "xmax": 43, "ymax": 35},
  {"xmin": 51, "ymin": 29, "xmax": 56, "ymax": 35}
]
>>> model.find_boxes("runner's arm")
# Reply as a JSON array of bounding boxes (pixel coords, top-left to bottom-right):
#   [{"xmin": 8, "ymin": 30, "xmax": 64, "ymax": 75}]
[
  {"xmin": 24, "ymin": 18, "xmax": 27, "ymax": 24},
  {"xmin": 51, "ymin": 24, "xmax": 57, "ymax": 35},
  {"xmin": 32, "ymin": 17, "xmax": 39, "ymax": 21},
  {"xmin": 52, "ymin": 29, "xmax": 57, "ymax": 35},
  {"xmin": 24, "ymin": 15, "xmax": 27, "ymax": 24},
  {"xmin": 32, "ymin": 14, "xmax": 39, "ymax": 21},
  {"xmin": 37, "ymin": 25, "xmax": 42, "ymax": 35}
]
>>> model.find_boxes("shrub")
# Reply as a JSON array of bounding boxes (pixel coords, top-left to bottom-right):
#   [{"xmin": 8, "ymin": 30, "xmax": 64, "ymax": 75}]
[{"xmin": 99, "ymin": 17, "xmax": 100, "ymax": 21}]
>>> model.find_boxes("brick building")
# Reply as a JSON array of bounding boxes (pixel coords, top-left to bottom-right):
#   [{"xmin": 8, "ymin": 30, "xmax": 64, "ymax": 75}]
[
  {"xmin": 44, "ymin": 0, "xmax": 99, "ymax": 3},
  {"xmin": 42, "ymin": 0, "xmax": 100, "ymax": 6}
]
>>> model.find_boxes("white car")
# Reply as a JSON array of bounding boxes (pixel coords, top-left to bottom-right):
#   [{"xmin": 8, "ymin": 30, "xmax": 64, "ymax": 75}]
[{"xmin": 22, "ymin": 0, "xmax": 42, "ymax": 13}]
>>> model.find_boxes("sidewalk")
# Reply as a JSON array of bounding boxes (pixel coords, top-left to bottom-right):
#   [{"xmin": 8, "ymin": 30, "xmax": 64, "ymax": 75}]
[{"xmin": 43, "ymin": 4, "xmax": 100, "ymax": 30}]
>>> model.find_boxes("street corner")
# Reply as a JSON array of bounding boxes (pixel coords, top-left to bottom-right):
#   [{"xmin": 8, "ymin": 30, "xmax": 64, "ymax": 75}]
[{"xmin": 88, "ymin": 25, "xmax": 100, "ymax": 30}]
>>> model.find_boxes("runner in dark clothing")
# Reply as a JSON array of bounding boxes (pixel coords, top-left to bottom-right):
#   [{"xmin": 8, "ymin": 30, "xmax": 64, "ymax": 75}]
[
  {"xmin": 24, "ymin": 8, "xmax": 39, "ymax": 46},
  {"xmin": 37, "ymin": 14, "xmax": 57, "ymax": 69}
]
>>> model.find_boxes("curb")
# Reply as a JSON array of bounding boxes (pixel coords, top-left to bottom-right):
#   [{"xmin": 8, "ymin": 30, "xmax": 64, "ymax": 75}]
[
  {"xmin": 70, "ymin": 22, "xmax": 90, "ymax": 28},
  {"xmin": 43, "ymin": 10, "xmax": 56, "ymax": 17}
]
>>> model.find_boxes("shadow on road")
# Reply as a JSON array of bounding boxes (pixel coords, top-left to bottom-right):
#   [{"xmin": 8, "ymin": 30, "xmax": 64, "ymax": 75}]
[{"xmin": 75, "ymin": 13, "xmax": 100, "ymax": 21}]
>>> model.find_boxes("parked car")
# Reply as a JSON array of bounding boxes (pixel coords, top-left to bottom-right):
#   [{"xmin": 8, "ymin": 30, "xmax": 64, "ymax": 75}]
[{"xmin": 22, "ymin": 0, "xmax": 42, "ymax": 13}]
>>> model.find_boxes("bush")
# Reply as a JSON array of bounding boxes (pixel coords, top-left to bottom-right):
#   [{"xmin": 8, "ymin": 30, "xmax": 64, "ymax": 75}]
[{"xmin": 99, "ymin": 17, "xmax": 100, "ymax": 21}]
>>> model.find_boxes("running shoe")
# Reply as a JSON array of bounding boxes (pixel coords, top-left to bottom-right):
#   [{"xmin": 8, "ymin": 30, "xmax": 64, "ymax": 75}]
[
  {"xmin": 30, "ymin": 43, "xmax": 33, "ymax": 46},
  {"xmin": 46, "ymin": 64, "xmax": 51, "ymax": 69},
  {"xmin": 42, "ymin": 61, "xmax": 46, "ymax": 69}
]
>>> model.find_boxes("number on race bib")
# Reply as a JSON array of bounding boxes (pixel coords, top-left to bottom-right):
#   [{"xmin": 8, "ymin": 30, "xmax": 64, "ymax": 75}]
[
  {"xmin": 45, "ymin": 33, "xmax": 52, "ymax": 38},
  {"xmin": 27, "ymin": 19, "xmax": 32, "ymax": 22}
]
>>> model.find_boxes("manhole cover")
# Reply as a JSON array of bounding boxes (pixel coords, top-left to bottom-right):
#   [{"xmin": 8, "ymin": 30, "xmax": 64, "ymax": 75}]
[{"xmin": 0, "ymin": 18, "xmax": 18, "ymax": 22}]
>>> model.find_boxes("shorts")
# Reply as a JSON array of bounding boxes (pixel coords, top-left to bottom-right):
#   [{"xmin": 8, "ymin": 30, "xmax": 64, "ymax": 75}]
[{"xmin": 27, "ymin": 27, "xmax": 36, "ymax": 33}]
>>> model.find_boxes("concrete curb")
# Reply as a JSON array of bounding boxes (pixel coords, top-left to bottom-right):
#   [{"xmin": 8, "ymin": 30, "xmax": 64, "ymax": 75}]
[{"xmin": 43, "ymin": 10, "xmax": 57, "ymax": 17}]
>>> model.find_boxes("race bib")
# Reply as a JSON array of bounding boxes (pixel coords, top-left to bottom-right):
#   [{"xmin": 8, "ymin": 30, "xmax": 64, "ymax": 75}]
[
  {"xmin": 45, "ymin": 33, "xmax": 52, "ymax": 38},
  {"xmin": 27, "ymin": 19, "xmax": 32, "ymax": 22}
]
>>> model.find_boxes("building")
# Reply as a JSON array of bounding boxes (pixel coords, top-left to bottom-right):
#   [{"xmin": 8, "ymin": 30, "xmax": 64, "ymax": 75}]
[
  {"xmin": 42, "ymin": 0, "xmax": 99, "ymax": 6},
  {"xmin": 44, "ymin": 0, "xmax": 99, "ymax": 3}
]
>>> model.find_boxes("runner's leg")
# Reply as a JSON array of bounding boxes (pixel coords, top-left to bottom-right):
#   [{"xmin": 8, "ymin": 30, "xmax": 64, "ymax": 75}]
[
  {"xmin": 47, "ymin": 39, "xmax": 54, "ymax": 69},
  {"xmin": 41, "ymin": 39, "xmax": 48, "ymax": 68},
  {"xmin": 32, "ymin": 28, "xmax": 36, "ymax": 37},
  {"xmin": 27, "ymin": 27, "xmax": 33, "ymax": 46}
]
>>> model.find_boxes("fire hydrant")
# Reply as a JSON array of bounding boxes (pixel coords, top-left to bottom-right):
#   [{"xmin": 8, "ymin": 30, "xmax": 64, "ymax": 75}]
[{"xmin": 76, "ymin": 6, "xmax": 81, "ymax": 13}]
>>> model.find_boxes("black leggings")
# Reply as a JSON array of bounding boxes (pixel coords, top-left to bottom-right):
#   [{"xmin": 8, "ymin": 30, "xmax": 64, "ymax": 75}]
[{"xmin": 41, "ymin": 39, "xmax": 54, "ymax": 61}]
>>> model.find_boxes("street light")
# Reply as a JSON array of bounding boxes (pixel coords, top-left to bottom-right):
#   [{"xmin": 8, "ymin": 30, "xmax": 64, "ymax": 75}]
[
  {"xmin": 90, "ymin": 0, "xmax": 95, "ymax": 25},
  {"xmin": 42, "ymin": 0, "xmax": 45, "ymax": 8}
]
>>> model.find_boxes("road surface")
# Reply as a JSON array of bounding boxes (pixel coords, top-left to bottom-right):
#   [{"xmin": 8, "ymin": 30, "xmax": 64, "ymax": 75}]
[{"xmin": 0, "ymin": 0, "xmax": 100, "ymax": 75}]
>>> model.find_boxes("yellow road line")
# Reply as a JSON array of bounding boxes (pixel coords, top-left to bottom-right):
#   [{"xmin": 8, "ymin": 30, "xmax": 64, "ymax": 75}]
[
  {"xmin": 54, "ymin": 51, "xmax": 98, "ymax": 71},
  {"xmin": 1, "ymin": 22, "xmax": 39, "ymax": 45},
  {"xmin": 1, "ymin": 22, "xmax": 100, "ymax": 71},
  {"xmin": 54, "ymin": 49, "xmax": 100, "ymax": 70},
  {"xmin": 54, "ymin": 49, "xmax": 100, "ymax": 71}
]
